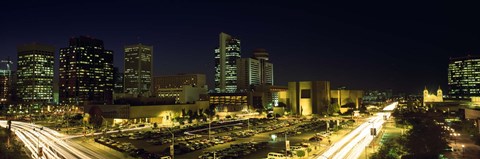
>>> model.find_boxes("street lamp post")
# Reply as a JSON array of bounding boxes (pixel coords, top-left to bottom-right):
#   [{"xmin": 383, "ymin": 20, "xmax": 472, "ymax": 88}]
[
  {"xmin": 209, "ymin": 120, "xmax": 211, "ymax": 140},
  {"xmin": 285, "ymin": 133, "xmax": 289, "ymax": 159},
  {"xmin": 33, "ymin": 127, "xmax": 43, "ymax": 158},
  {"xmin": 166, "ymin": 128, "xmax": 175, "ymax": 159},
  {"xmin": 247, "ymin": 118, "xmax": 250, "ymax": 131},
  {"xmin": 462, "ymin": 145, "xmax": 465, "ymax": 158}
]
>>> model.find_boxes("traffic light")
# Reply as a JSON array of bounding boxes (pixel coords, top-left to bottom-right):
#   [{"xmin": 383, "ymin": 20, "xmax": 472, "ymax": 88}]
[
  {"xmin": 370, "ymin": 128, "xmax": 377, "ymax": 136},
  {"xmin": 38, "ymin": 147, "xmax": 43, "ymax": 157},
  {"xmin": 7, "ymin": 120, "xmax": 11, "ymax": 131}
]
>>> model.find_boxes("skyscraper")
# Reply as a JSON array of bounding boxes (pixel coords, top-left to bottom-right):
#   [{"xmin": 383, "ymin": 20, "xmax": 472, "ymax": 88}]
[
  {"xmin": 0, "ymin": 59, "xmax": 12, "ymax": 104},
  {"xmin": 59, "ymin": 36, "xmax": 114, "ymax": 105},
  {"xmin": 17, "ymin": 43, "xmax": 55, "ymax": 108},
  {"xmin": 253, "ymin": 49, "xmax": 274, "ymax": 86},
  {"xmin": 124, "ymin": 44, "xmax": 153, "ymax": 97},
  {"xmin": 113, "ymin": 67, "xmax": 124, "ymax": 94},
  {"xmin": 215, "ymin": 32, "xmax": 241, "ymax": 93},
  {"xmin": 237, "ymin": 49, "xmax": 274, "ymax": 91},
  {"xmin": 448, "ymin": 55, "xmax": 480, "ymax": 99}
]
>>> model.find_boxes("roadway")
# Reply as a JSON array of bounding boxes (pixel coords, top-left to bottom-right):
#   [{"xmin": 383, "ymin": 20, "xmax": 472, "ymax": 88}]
[
  {"xmin": 313, "ymin": 102, "xmax": 397, "ymax": 159},
  {"xmin": 0, "ymin": 120, "xmax": 107, "ymax": 159}
]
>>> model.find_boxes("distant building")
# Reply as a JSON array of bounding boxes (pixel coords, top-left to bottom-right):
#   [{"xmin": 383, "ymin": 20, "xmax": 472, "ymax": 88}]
[
  {"xmin": 59, "ymin": 36, "xmax": 114, "ymax": 105},
  {"xmin": 113, "ymin": 67, "xmax": 124, "ymax": 94},
  {"xmin": 448, "ymin": 55, "xmax": 480, "ymax": 99},
  {"xmin": 209, "ymin": 93, "xmax": 249, "ymax": 112},
  {"xmin": 362, "ymin": 90, "xmax": 393, "ymax": 105},
  {"xmin": 0, "ymin": 59, "xmax": 12, "ymax": 104},
  {"xmin": 154, "ymin": 74, "xmax": 206, "ymax": 89},
  {"xmin": 247, "ymin": 85, "xmax": 287, "ymax": 110},
  {"xmin": 124, "ymin": 44, "xmax": 153, "ymax": 97},
  {"xmin": 153, "ymin": 74, "xmax": 207, "ymax": 103},
  {"xmin": 215, "ymin": 32, "xmax": 241, "ymax": 93},
  {"xmin": 17, "ymin": 43, "xmax": 55, "ymax": 109},
  {"xmin": 237, "ymin": 49, "xmax": 274, "ymax": 92},
  {"xmin": 423, "ymin": 86, "xmax": 443, "ymax": 105}
]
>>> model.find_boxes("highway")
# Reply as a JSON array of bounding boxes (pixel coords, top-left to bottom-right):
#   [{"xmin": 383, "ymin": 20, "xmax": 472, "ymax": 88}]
[
  {"xmin": 0, "ymin": 120, "xmax": 107, "ymax": 159},
  {"xmin": 313, "ymin": 102, "xmax": 397, "ymax": 159}
]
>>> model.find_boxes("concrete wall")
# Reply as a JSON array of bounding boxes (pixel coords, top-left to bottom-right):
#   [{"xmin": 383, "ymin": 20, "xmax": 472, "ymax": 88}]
[
  {"xmin": 330, "ymin": 90, "xmax": 364, "ymax": 108},
  {"xmin": 129, "ymin": 101, "xmax": 209, "ymax": 119}
]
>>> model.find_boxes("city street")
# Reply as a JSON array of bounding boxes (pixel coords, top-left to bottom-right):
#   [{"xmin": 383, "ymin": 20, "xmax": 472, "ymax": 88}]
[
  {"xmin": 0, "ymin": 120, "xmax": 109, "ymax": 159},
  {"xmin": 312, "ymin": 102, "xmax": 397, "ymax": 159},
  {"xmin": 444, "ymin": 132, "xmax": 480, "ymax": 159}
]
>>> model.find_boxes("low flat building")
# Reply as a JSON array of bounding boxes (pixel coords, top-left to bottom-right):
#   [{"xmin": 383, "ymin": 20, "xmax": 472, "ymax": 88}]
[
  {"xmin": 153, "ymin": 74, "xmax": 207, "ymax": 104},
  {"xmin": 83, "ymin": 101, "xmax": 209, "ymax": 126}
]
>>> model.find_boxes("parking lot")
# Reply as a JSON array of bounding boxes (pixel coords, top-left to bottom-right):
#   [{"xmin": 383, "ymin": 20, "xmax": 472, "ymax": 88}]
[{"xmin": 93, "ymin": 117, "xmax": 355, "ymax": 159}]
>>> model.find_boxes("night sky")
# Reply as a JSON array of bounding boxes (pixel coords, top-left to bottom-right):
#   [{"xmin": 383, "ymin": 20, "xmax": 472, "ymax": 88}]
[{"xmin": 1, "ymin": 1, "xmax": 479, "ymax": 94}]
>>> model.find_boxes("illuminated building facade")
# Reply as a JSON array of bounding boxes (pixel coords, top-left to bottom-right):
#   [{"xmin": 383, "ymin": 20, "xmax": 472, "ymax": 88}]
[
  {"xmin": 215, "ymin": 32, "xmax": 241, "ymax": 93},
  {"xmin": 288, "ymin": 81, "xmax": 331, "ymax": 116},
  {"xmin": 209, "ymin": 93, "xmax": 249, "ymax": 112},
  {"xmin": 124, "ymin": 44, "xmax": 153, "ymax": 97},
  {"xmin": 237, "ymin": 49, "xmax": 274, "ymax": 92},
  {"xmin": 422, "ymin": 86, "xmax": 443, "ymax": 105},
  {"xmin": 59, "ymin": 36, "xmax": 114, "ymax": 105},
  {"xmin": 17, "ymin": 43, "xmax": 55, "ymax": 107},
  {"xmin": 0, "ymin": 60, "xmax": 12, "ymax": 103},
  {"xmin": 448, "ymin": 55, "xmax": 480, "ymax": 99}
]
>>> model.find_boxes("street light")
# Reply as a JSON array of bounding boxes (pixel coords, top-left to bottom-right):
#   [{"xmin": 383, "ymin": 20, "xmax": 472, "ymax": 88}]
[
  {"xmin": 33, "ymin": 127, "xmax": 44, "ymax": 158},
  {"xmin": 209, "ymin": 120, "xmax": 211, "ymax": 140},
  {"xmin": 271, "ymin": 134, "xmax": 277, "ymax": 141},
  {"xmin": 462, "ymin": 145, "xmax": 465, "ymax": 158},
  {"xmin": 166, "ymin": 128, "xmax": 175, "ymax": 159}
]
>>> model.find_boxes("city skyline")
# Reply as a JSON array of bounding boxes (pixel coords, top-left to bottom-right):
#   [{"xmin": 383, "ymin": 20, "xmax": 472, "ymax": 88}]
[{"xmin": 1, "ymin": 1, "xmax": 480, "ymax": 94}]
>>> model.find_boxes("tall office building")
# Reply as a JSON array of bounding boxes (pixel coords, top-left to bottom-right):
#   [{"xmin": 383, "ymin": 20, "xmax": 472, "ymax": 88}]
[
  {"xmin": 0, "ymin": 59, "xmax": 12, "ymax": 103},
  {"xmin": 237, "ymin": 49, "xmax": 274, "ymax": 92},
  {"xmin": 59, "ymin": 36, "xmax": 114, "ymax": 105},
  {"xmin": 17, "ymin": 43, "xmax": 55, "ymax": 108},
  {"xmin": 448, "ymin": 55, "xmax": 480, "ymax": 99},
  {"xmin": 124, "ymin": 44, "xmax": 153, "ymax": 97},
  {"xmin": 113, "ymin": 67, "xmax": 124, "ymax": 94},
  {"xmin": 215, "ymin": 32, "xmax": 241, "ymax": 93}
]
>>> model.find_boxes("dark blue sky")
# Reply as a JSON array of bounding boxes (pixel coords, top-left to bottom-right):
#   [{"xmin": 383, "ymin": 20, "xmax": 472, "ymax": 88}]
[{"xmin": 1, "ymin": 0, "xmax": 479, "ymax": 94}]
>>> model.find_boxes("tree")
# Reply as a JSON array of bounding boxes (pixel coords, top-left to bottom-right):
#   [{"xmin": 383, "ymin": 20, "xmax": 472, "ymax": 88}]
[
  {"xmin": 205, "ymin": 104, "xmax": 216, "ymax": 120},
  {"xmin": 181, "ymin": 108, "xmax": 186, "ymax": 117},
  {"xmin": 404, "ymin": 118, "xmax": 448, "ymax": 157},
  {"xmin": 371, "ymin": 136, "xmax": 407, "ymax": 159},
  {"xmin": 187, "ymin": 110, "xmax": 193, "ymax": 123},
  {"xmin": 192, "ymin": 110, "xmax": 199, "ymax": 120},
  {"xmin": 296, "ymin": 150, "xmax": 306, "ymax": 158},
  {"xmin": 0, "ymin": 128, "xmax": 29, "ymax": 159},
  {"xmin": 327, "ymin": 103, "xmax": 340, "ymax": 115}
]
